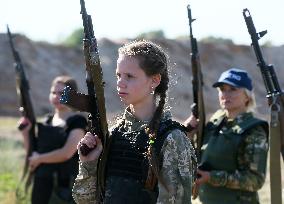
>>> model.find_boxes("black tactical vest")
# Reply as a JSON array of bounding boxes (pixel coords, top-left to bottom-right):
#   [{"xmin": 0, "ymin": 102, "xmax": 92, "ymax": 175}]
[{"xmin": 104, "ymin": 119, "xmax": 191, "ymax": 204}]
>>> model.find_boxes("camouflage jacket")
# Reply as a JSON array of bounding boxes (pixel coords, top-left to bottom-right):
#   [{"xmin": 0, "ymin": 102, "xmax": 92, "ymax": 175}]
[
  {"xmin": 72, "ymin": 108, "xmax": 194, "ymax": 204},
  {"xmin": 205, "ymin": 110, "xmax": 269, "ymax": 192}
]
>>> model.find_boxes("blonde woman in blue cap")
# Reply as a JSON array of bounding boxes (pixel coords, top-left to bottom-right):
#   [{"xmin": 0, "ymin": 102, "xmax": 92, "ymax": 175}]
[{"xmin": 185, "ymin": 68, "xmax": 269, "ymax": 204}]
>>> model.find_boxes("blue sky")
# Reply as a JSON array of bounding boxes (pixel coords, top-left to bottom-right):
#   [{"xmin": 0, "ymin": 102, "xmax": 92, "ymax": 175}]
[{"xmin": 1, "ymin": 0, "xmax": 283, "ymax": 45}]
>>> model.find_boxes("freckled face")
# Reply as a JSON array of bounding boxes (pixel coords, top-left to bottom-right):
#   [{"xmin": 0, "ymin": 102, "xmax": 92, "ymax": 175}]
[
  {"xmin": 49, "ymin": 82, "xmax": 67, "ymax": 110},
  {"xmin": 218, "ymin": 84, "xmax": 249, "ymax": 114},
  {"xmin": 116, "ymin": 55, "xmax": 154, "ymax": 108}
]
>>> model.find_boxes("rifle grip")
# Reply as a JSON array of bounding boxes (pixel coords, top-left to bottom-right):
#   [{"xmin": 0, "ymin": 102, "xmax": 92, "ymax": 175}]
[
  {"xmin": 18, "ymin": 122, "xmax": 28, "ymax": 130},
  {"xmin": 79, "ymin": 143, "xmax": 95, "ymax": 156}
]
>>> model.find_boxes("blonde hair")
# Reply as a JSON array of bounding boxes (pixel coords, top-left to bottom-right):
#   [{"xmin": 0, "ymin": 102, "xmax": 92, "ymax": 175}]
[{"xmin": 244, "ymin": 89, "xmax": 256, "ymax": 112}]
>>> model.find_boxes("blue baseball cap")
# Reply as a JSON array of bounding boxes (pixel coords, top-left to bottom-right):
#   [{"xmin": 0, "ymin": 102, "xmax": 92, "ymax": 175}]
[{"xmin": 212, "ymin": 68, "xmax": 253, "ymax": 91}]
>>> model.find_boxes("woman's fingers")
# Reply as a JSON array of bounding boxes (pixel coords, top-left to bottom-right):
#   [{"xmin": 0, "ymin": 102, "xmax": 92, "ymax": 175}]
[
  {"xmin": 78, "ymin": 132, "xmax": 103, "ymax": 162},
  {"xmin": 18, "ymin": 117, "xmax": 32, "ymax": 131},
  {"xmin": 195, "ymin": 169, "xmax": 210, "ymax": 185},
  {"xmin": 184, "ymin": 114, "xmax": 198, "ymax": 130},
  {"xmin": 79, "ymin": 132, "xmax": 97, "ymax": 148}
]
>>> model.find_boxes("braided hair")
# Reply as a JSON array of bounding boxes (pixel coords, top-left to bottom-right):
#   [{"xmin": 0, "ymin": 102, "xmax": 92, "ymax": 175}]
[{"xmin": 118, "ymin": 39, "xmax": 169, "ymax": 189}]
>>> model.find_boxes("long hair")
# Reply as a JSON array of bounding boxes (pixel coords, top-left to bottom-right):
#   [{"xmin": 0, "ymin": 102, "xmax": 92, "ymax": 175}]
[
  {"xmin": 244, "ymin": 89, "xmax": 256, "ymax": 112},
  {"xmin": 118, "ymin": 39, "xmax": 169, "ymax": 190}
]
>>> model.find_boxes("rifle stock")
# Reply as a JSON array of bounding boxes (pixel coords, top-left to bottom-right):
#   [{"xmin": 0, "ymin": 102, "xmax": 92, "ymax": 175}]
[
  {"xmin": 187, "ymin": 5, "xmax": 206, "ymax": 200},
  {"xmin": 243, "ymin": 8, "xmax": 283, "ymax": 204},
  {"xmin": 7, "ymin": 25, "xmax": 36, "ymax": 188}
]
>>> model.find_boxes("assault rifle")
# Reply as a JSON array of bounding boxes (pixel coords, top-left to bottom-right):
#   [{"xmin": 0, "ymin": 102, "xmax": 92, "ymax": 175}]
[
  {"xmin": 61, "ymin": 0, "xmax": 109, "ymax": 155},
  {"xmin": 187, "ymin": 5, "xmax": 205, "ymax": 199},
  {"xmin": 7, "ymin": 25, "xmax": 36, "ymax": 182},
  {"xmin": 243, "ymin": 8, "xmax": 283, "ymax": 204},
  {"xmin": 187, "ymin": 4, "xmax": 205, "ymax": 161},
  {"xmin": 60, "ymin": 1, "xmax": 109, "ymax": 199}
]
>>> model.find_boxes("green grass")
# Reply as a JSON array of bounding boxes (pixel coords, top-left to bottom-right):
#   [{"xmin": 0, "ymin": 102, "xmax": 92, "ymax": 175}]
[
  {"xmin": 0, "ymin": 117, "xmax": 19, "ymax": 130},
  {"xmin": 0, "ymin": 135, "xmax": 30, "ymax": 204},
  {"xmin": 0, "ymin": 117, "xmax": 74, "ymax": 204}
]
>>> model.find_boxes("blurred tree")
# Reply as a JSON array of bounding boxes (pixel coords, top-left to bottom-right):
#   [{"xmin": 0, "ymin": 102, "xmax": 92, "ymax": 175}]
[
  {"xmin": 175, "ymin": 35, "xmax": 189, "ymax": 40},
  {"xmin": 200, "ymin": 36, "xmax": 234, "ymax": 45},
  {"xmin": 62, "ymin": 28, "xmax": 83, "ymax": 47},
  {"xmin": 136, "ymin": 30, "xmax": 166, "ymax": 39},
  {"xmin": 262, "ymin": 40, "xmax": 273, "ymax": 47}
]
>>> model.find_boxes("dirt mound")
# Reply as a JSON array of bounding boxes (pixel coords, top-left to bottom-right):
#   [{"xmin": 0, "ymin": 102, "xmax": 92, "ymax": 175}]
[{"xmin": 1, "ymin": 33, "xmax": 283, "ymax": 121}]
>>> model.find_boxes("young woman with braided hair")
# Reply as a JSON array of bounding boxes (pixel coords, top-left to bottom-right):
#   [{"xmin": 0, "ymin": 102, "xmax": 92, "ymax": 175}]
[{"xmin": 72, "ymin": 40, "xmax": 196, "ymax": 204}]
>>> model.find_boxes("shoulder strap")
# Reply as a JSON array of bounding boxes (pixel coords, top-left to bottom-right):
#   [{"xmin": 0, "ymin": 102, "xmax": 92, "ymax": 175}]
[
  {"xmin": 44, "ymin": 113, "xmax": 54, "ymax": 124},
  {"xmin": 233, "ymin": 117, "xmax": 268, "ymax": 136},
  {"xmin": 158, "ymin": 119, "xmax": 188, "ymax": 136},
  {"xmin": 154, "ymin": 119, "xmax": 194, "ymax": 158}
]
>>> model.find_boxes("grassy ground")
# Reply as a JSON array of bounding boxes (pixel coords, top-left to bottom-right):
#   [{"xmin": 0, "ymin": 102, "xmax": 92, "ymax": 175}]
[
  {"xmin": 0, "ymin": 117, "xmax": 71, "ymax": 204},
  {"xmin": 0, "ymin": 117, "xmax": 29, "ymax": 204},
  {"xmin": 0, "ymin": 117, "xmax": 283, "ymax": 204}
]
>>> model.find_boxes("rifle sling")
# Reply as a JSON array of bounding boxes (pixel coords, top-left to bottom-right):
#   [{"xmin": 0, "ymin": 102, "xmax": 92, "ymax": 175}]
[{"xmin": 269, "ymin": 103, "xmax": 282, "ymax": 204}]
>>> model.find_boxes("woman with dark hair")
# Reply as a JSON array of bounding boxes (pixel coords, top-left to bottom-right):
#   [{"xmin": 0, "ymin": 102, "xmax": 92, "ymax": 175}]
[
  {"xmin": 19, "ymin": 75, "xmax": 87, "ymax": 204},
  {"xmin": 72, "ymin": 40, "xmax": 196, "ymax": 204}
]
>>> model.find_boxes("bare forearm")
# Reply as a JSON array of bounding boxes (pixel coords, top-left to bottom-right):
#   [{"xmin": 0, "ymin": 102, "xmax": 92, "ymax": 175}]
[
  {"xmin": 37, "ymin": 149, "xmax": 73, "ymax": 164},
  {"xmin": 36, "ymin": 129, "xmax": 84, "ymax": 164},
  {"xmin": 21, "ymin": 132, "xmax": 30, "ymax": 154}
]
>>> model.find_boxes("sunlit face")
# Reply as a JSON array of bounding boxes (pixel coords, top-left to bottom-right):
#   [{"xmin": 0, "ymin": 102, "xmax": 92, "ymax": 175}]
[
  {"xmin": 218, "ymin": 83, "xmax": 249, "ymax": 114},
  {"xmin": 116, "ymin": 55, "xmax": 159, "ymax": 108},
  {"xmin": 49, "ymin": 82, "xmax": 67, "ymax": 110}
]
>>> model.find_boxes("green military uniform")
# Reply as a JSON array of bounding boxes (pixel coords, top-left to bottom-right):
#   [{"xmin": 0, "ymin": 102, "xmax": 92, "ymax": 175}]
[
  {"xmin": 199, "ymin": 109, "xmax": 268, "ymax": 204},
  {"xmin": 72, "ymin": 108, "xmax": 195, "ymax": 204}
]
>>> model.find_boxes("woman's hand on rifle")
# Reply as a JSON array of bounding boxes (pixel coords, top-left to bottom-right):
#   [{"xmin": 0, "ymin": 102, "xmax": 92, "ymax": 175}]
[
  {"xmin": 184, "ymin": 114, "xmax": 198, "ymax": 139},
  {"xmin": 78, "ymin": 132, "xmax": 103, "ymax": 162},
  {"xmin": 18, "ymin": 117, "xmax": 32, "ymax": 153},
  {"xmin": 29, "ymin": 152, "xmax": 41, "ymax": 172},
  {"xmin": 195, "ymin": 169, "xmax": 210, "ymax": 185},
  {"xmin": 18, "ymin": 117, "xmax": 32, "ymax": 135}
]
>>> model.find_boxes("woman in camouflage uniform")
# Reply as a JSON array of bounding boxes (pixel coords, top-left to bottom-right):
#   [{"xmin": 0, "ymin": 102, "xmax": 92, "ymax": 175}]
[
  {"xmin": 186, "ymin": 68, "xmax": 269, "ymax": 204},
  {"xmin": 72, "ymin": 40, "xmax": 196, "ymax": 204}
]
